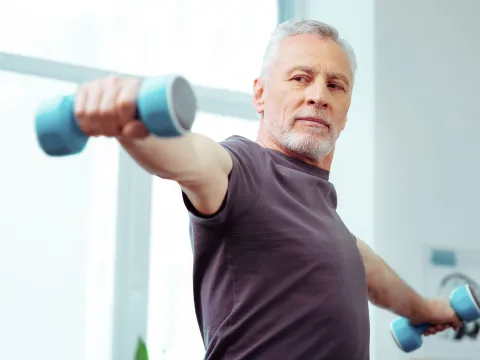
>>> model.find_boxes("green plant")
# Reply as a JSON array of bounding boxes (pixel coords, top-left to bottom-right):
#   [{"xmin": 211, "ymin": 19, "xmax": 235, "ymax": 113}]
[{"xmin": 135, "ymin": 337, "xmax": 149, "ymax": 360}]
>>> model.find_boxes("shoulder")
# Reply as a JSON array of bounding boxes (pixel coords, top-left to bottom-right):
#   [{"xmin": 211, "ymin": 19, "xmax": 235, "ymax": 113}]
[
  {"xmin": 219, "ymin": 135, "xmax": 267, "ymax": 171},
  {"xmin": 220, "ymin": 135, "xmax": 264, "ymax": 155},
  {"xmin": 183, "ymin": 135, "xmax": 267, "ymax": 226}
]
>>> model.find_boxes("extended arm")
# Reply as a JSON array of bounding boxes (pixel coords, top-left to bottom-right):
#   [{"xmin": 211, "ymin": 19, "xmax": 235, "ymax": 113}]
[
  {"xmin": 73, "ymin": 75, "xmax": 233, "ymax": 217},
  {"xmin": 355, "ymin": 237, "xmax": 461, "ymax": 333},
  {"xmin": 355, "ymin": 237, "xmax": 432, "ymax": 322}
]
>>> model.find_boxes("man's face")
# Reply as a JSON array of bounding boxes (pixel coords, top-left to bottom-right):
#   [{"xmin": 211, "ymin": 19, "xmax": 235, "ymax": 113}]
[{"xmin": 254, "ymin": 34, "xmax": 353, "ymax": 163}]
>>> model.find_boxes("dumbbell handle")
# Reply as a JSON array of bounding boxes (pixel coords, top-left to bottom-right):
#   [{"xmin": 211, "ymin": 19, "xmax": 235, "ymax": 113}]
[
  {"xmin": 409, "ymin": 323, "xmax": 431, "ymax": 335},
  {"xmin": 35, "ymin": 75, "xmax": 197, "ymax": 156},
  {"xmin": 40, "ymin": 93, "xmax": 142, "ymax": 137}
]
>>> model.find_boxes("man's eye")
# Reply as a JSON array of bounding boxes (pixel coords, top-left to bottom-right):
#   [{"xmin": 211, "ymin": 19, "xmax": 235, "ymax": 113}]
[
  {"xmin": 292, "ymin": 76, "xmax": 307, "ymax": 83},
  {"xmin": 328, "ymin": 83, "xmax": 344, "ymax": 90}
]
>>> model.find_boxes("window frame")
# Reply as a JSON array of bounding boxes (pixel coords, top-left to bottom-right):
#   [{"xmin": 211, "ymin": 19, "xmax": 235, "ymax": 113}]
[{"xmin": 0, "ymin": 50, "xmax": 256, "ymax": 359}]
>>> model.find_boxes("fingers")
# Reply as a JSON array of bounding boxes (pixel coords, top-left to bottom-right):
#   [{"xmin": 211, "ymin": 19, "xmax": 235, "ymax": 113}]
[
  {"xmin": 74, "ymin": 75, "xmax": 141, "ymax": 138},
  {"xmin": 424, "ymin": 326, "xmax": 438, "ymax": 336},
  {"xmin": 98, "ymin": 78, "xmax": 123, "ymax": 136},
  {"xmin": 116, "ymin": 80, "xmax": 149, "ymax": 140},
  {"xmin": 451, "ymin": 316, "xmax": 462, "ymax": 330},
  {"xmin": 121, "ymin": 121, "xmax": 149, "ymax": 139},
  {"xmin": 75, "ymin": 83, "xmax": 99, "ymax": 136},
  {"xmin": 424, "ymin": 323, "xmax": 458, "ymax": 336},
  {"xmin": 116, "ymin": 78, "xmax": 141, "ymax": 125},
  {"xmin": 85, "ymin": 81, "xmax": 105, "ymax": 136}
]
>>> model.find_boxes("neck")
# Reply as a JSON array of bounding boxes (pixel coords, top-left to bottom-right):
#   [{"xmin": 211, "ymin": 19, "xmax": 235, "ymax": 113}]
[{"xmin": 256, "ymin": 130, "xmax": 334, "ymax": 171}]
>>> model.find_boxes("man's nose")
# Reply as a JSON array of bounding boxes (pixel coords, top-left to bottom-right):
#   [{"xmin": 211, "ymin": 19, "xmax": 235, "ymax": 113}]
[{"xmin": 306, "ymin": 82, "xmax": 330, "ymax": 108}]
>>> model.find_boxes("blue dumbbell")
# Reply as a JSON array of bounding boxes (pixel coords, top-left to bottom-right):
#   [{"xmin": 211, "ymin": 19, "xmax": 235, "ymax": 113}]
[
  {"xmin": 35, "ymin": 75, "xmax": 197, "ymax": 156},
  {"xmin": 390, "ymin": 284, "xmax": 480, "ymax": 353}
]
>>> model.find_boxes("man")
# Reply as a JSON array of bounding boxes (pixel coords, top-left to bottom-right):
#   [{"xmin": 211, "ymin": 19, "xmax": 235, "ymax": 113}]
[{"xmin": 74, "ymin": 19, "xmax": 461, "ymax": 359}]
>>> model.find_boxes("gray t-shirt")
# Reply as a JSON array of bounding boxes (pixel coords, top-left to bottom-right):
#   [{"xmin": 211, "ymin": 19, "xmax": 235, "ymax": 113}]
[{"xmin": 182, "ymin": 135, "xmax": 370, "ymax": 359}]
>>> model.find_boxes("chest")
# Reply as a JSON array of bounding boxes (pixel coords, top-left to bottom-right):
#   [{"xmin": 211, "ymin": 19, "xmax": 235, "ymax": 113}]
[{"xmin": 228, "ymin": 166, "xmax": 359, "ymax": 268}]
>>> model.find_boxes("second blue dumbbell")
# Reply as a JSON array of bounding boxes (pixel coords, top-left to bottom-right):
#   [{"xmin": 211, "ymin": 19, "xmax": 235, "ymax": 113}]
[
  {"xmin": 390, "ymin": 284, "xmax": 480, "ymax": 353},
  {"xmin": 35, "ymin": 75, "xmax": 197, "ymax": 156}
]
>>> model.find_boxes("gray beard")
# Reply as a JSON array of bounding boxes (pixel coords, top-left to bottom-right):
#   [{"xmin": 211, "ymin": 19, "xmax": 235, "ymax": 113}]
[{"xmin": 267, "ymin": 117, "xmax": 339, "ymax": 162}]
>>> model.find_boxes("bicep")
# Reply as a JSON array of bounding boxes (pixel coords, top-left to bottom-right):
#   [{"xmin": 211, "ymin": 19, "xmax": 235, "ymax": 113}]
[
  {"xmin": 355, "ymin": 236, "xmax": 386, "ymax": 293},
  {"xmin": 356, "ymin": 237, "xmax": 378, "ymax": 270}
]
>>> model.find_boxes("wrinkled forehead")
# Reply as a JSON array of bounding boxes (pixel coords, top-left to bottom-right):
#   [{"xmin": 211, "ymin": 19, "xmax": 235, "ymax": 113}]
[{"xmin": 274, "ymin": 34, "xmax": 353, "ymax": 81}]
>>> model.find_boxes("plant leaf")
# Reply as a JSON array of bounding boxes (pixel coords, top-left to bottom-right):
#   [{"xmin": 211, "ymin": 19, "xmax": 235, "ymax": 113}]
[{"xmin": 134, "ymin": 337, "xmax": 149, "ymax": 360}]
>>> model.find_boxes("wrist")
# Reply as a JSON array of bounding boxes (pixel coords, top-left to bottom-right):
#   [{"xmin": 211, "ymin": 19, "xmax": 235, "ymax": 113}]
[{"xmin": 408, "ymin": 296, "xmax": 432, "ymax": 323}]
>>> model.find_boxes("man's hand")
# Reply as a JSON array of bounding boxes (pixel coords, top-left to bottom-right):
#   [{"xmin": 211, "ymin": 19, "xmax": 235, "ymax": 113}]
[
  {"xmin": 410, "ymin": 298, "xmax": 462, "ymax": 336},
  {"xmin": 75, "ymin": 75, "xmax": 149, "ymax": 139},
  {"xmin": 355, "ymin": 237, "xmax": 463, "ymax": 337}
]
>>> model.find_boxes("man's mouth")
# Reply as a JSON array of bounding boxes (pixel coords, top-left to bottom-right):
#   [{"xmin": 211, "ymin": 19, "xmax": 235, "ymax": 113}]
[{"xmin": 296, "ymin": 117, "xmax": 330, "ymax": 128}]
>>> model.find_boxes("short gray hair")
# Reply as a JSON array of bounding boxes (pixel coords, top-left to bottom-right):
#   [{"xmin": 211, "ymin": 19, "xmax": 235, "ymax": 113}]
[{"xmin": 260, "ymin": 19, "xmax": 357, "ymax": 81}]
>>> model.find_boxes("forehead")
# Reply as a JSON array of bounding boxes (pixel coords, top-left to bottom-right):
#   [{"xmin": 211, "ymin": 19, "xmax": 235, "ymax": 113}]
[{"xmin": 274, "ymin": 34, "xmax": 353, "ymax": 79}]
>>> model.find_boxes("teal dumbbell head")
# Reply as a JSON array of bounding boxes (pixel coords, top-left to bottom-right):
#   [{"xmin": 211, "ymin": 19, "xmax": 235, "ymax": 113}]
[
  {"xmin": 35, "ymin": 75, "xmax": 197, "ymax": 156},
  {"xmin": 390, "ymin": 284, "xmax": 480, "ymax": 353}
]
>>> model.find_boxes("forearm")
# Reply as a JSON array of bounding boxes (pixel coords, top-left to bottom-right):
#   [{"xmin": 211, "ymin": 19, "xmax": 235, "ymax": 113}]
[
  {"xmin": 356, "ymin": 238, "xmax": 430, "ymax": 321},
  {"xmin": 118, "ymin": 132, "xmax": 229, "ymax": 182}
]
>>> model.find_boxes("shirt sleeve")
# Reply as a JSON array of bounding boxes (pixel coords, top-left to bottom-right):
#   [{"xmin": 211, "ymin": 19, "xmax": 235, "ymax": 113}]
[{"xmin": 182, "ymin": 135, "xmax": 266, "ymax": 226}]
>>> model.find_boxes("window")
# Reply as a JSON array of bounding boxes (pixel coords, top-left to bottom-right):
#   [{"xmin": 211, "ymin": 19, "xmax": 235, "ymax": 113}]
[
  {"xmin": 0, "ymin": 70, "xmax": 119, "ymax": 360},
  {"xmin": 0, "ymin": 0, "xmax": 278, "ymax": 92},
  {"xmin": 147, "ymin": 112, "xmax": 259, "ymax": 359},
  {"xmin": 0, "ymin": 2, "xmax": 276, "ymax": 358}
]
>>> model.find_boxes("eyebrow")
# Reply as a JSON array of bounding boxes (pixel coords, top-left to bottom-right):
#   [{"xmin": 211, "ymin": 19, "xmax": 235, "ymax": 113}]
[
  {"xmin": 287, "ymin": 65, "xmax": 351, "ymax": 88},
  {"xmin": 287, "ymin": 65, "xmax": 316, "ymax": 75}
]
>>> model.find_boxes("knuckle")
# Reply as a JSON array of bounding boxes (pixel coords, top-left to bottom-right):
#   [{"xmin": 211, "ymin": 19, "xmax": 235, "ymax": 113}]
[
  {"xmin": 117, "ymin": 98, "xmax": 133, "ymax": 110},
  {"xmin": 74, "ymin": 107, "xmax": 85, "ymax": 118},
  {"xmin": 98, "ymin": 106, "xmax": 115, "ymax": 118},
  {"xmin": 84, "ymin": 108, "xmax": 98, "ymax": 118},
  {"xmin": 117, "ymin": 99, "xmax": 135, "ymax": 118},
  {"xmin": 106, "ymin": 74, "xmax": 121, "ymax": 85}
]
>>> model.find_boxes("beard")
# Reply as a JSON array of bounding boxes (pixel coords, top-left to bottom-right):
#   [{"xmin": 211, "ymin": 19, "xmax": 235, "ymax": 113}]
[{"xmin": 266, "ymin": 111, "xmax": 341, "ymax": 162}]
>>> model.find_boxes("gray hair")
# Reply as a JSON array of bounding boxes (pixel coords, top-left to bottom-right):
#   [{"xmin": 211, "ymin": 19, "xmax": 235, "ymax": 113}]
[{"xmin": 260, "ymin": 19, "xmax": 357, "ymax": 81}]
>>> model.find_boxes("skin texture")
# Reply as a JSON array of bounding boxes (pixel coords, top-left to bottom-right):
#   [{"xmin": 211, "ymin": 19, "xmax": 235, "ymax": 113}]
[{"xmin": 253, "ymin": 34, "xmax": 353, "ymax": 171}]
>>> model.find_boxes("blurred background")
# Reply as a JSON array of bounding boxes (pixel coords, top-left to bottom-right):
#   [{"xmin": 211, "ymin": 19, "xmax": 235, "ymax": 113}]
[{"xmin": 0, "ymin": 0, "xmax": 479, "ymax": 359}]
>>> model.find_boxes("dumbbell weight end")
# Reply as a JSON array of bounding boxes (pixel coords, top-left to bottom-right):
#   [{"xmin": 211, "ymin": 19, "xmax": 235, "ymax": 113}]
[
  {"xmin": 390, "ymin": 318, "xmax": 429, "ymax": 353},
  {"xmin": 35, "ymin": 94, "xmax": 87, "ymax": 156},
  {"xmin": 138, "ymin": 75, "xmax": 197, "ymax": 138}
]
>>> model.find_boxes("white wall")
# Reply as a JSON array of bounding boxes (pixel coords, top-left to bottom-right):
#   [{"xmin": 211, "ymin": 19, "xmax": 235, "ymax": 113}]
[
  {"xmin": 301, "ymin": 0, "xmax": 480, "ymax": 359},
  {"xmin": 375, "ymin": 1, "xmax": 480, "ymax": 359}
]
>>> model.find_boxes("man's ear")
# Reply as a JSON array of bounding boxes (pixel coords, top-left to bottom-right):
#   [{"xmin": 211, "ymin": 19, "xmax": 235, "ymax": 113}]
[{"xmin": 252, "ymin": 78, "xmax": 265, "ymax": 114}]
